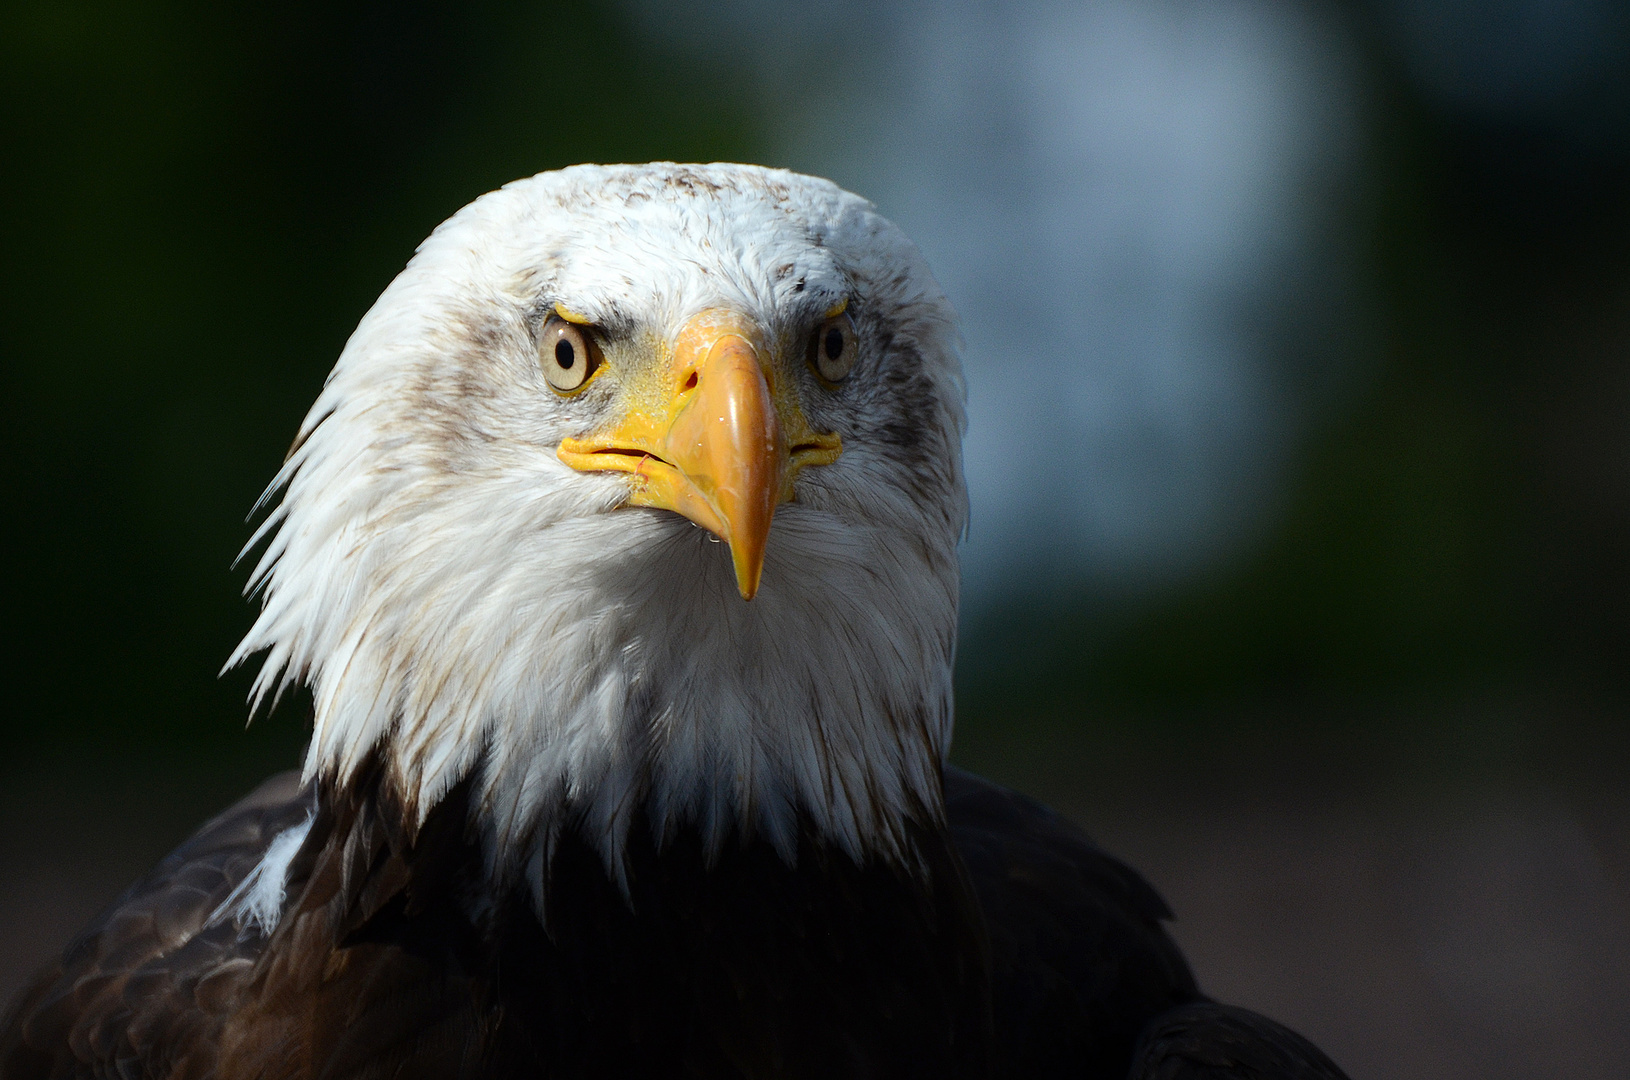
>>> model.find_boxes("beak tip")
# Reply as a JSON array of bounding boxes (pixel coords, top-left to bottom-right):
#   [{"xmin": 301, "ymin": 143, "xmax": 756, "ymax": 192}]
[
  {"xmin": 728, "ymin": 540, "xmax": 765, "ymax": 601},
  {"xmin": 732, "ymin": 558, "xmax": 763, "ymax": 601}
]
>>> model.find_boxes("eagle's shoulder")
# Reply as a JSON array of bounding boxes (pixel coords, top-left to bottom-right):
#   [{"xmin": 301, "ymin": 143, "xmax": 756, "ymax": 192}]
[
  {"xmin": 1127, "ymin": 1001, "xmax": 1350, "ymax": 1080},
  {"xmin": 0, "ymin": 772, "xmax": 313, "ymax": 1080},
  {"xmin": 1, "ymin": 768, "xmax": 503, "ymax": 1080},
  {"xmin": 943, "ymin": 765, "xmax": 1201, "ymax": 1077}
]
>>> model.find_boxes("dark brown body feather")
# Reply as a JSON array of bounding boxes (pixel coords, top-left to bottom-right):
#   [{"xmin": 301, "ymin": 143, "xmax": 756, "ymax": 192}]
[{"xmin": 1, "ymin": 767, "xmax": 1346, "ymax": 1080}]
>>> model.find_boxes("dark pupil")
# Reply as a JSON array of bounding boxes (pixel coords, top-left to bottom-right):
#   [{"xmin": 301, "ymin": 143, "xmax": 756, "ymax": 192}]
[
  {"xmin": 824, "ymin": 328, "xmax": 844, "ymax": 361},
  {"xmin": 555, "ymin": 338, "xmax": 576, "ymax": 369}
]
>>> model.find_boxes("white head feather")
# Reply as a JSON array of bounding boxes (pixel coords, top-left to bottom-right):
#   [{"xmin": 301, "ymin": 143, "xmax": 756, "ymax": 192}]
[{"xmin": 230, "ymin": 163, "xmax": 966, "ymax": 895}]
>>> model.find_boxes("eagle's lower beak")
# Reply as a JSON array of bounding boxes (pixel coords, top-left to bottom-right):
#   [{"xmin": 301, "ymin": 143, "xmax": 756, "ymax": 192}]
[{"xmin": 557, "ymin": 309, "xmax": 841, "ymax": 600}]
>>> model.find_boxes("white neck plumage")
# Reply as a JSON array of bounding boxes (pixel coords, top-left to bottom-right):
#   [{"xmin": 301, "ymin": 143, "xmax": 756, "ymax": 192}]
[{"xmin": 234, "ymin": 489, "xmax": 960, "ymax": 900}]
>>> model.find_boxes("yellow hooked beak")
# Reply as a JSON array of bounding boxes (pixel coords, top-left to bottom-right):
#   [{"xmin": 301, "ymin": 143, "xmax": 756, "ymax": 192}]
[{"xmin": 557, "ymin": 309, "xmax": 842, "ymax": 600}]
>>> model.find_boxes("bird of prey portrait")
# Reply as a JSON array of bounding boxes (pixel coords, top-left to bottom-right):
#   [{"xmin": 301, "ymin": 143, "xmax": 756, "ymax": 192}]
[{"xmin": 0, "ymin": 163, "xmax": 1348, "ymax": 1080}]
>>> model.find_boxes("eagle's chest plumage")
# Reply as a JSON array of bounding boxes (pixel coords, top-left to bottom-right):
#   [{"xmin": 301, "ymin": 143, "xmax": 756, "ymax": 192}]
[
  {"xmin": 1, "ymin": 766, "xmax": 1354, "ymax": 1080},
  {"xmin": 207, "ymin": 774, "xmax": 993, "ymax": 1080}
]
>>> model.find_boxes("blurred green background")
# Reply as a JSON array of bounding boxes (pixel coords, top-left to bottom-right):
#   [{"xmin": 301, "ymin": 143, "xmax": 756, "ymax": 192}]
[
  {"xmin": 4, "ymin": 3, "xmax": 1630, "ymax": 1078},
  {"xmin": 4, "ymin": 0, "xmax": 1627, "ymax": 798}
]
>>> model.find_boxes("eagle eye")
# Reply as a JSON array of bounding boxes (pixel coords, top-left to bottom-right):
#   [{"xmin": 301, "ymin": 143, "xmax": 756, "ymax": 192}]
[
  {"xmin": 809, "ymin": 313, "xmax": 858, "ymax": 383},
  {"xmin": 540, "ymin": 316, "xmax": 600, "ymax": 393}
]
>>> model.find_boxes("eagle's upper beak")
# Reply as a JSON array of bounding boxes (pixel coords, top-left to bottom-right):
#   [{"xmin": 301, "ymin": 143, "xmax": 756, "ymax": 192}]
[{"xmin": 557, "ymin": 309, "xmax": 842, "ymax": 600}]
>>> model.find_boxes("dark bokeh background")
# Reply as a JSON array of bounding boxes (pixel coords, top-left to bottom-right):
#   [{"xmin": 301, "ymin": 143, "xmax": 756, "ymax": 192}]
[{"xmin": 4, "ymin": 2, "xmax": 1629, "ymax": 1077}]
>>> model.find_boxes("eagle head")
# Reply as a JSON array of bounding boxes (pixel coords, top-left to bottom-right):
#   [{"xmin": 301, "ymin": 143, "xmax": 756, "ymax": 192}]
[{"xmin": 230, "ymin": 163, "xmax": 967, "ymax": 892}]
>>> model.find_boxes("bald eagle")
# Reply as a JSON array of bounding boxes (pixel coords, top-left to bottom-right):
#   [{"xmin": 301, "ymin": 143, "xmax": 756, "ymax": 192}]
[{"xmin": 0, "ymin": 164, "xmax": 1346, "ymax": 1080}]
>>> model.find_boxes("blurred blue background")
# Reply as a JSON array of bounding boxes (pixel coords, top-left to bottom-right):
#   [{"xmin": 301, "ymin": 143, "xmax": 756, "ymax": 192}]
[{"xmin": 4, "ymin": 2, "xmax": 1630, "ymax": 1077}]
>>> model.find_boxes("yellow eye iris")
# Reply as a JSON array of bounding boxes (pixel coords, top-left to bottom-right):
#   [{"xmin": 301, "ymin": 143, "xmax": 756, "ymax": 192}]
[
  {"xmin": 540, "ymin": 316, "xmax": 601, "ymax": 393},
  {"xmin": 809, "ymin": 313, "xmax": 858, "ymax": 383}
]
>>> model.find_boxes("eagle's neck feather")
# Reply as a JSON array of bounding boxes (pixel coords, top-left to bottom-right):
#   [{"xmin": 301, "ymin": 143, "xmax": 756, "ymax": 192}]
[{"xmin": 237, "ymin": 492, "xmax": 959, "ymax": 899}]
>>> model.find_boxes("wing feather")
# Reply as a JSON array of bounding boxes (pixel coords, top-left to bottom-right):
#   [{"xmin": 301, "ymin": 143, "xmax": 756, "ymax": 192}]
[
  {"xmin": 946, "ymin": 766, "xmax": 1349, "ymax": 1080},
  {"xmin": 946, "ymin": 765, "xmax": 1199, "ymax": 1077},
  {"xmin": 1, "ymin": 773, "xmax": 313, "ymax": 1080}
]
